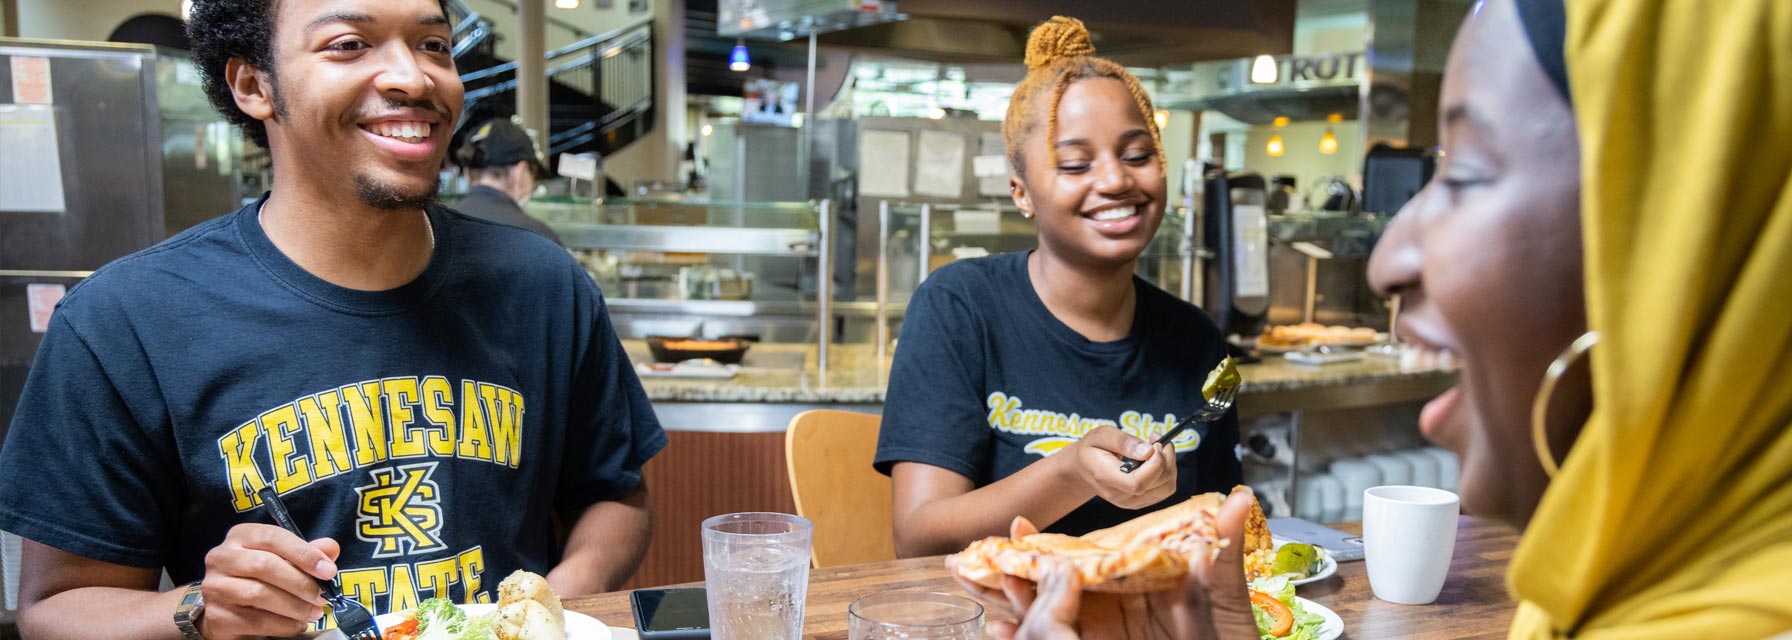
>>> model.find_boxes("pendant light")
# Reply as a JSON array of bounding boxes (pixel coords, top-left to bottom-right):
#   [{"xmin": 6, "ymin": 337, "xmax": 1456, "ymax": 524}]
[
  {"xmin": 1250, "ymin": 55, "xmax": 1278, "ymax": 84},
  {"xmin": 1267, "ymin": 116, "xmax": 1288, "ymax": 158},
  {"xmin": 1319, "ymin": 113, "xmax": 1342, "ymax": 155},
  {"xmin": 730, "ymin": 40, "xmax": 751, "ymax": 72}
]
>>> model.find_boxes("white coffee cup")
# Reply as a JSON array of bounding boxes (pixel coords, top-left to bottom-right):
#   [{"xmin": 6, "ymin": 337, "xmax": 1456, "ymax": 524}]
[
  {"xmin": 1330, "ymin": 459, "xmax": 1381, "ymax": 521},
  {"xmin": 1396, "ymin": 450, "xmax": 1440, "ymax": 489},
  {"xmin": 1363, "ymin": 486, "xmax": 1460, "ymax": 605},
  {"xmin": 1314, "ymin": 474, "xmax": 1346, "ymax": 523},
  {"xmin": 1366, "ymin": 454, "xmax": 1412, "ymax": 487},
  {"xmin": 1422, "ymin": 447, "xmax": 1461, "ymax": 492}
]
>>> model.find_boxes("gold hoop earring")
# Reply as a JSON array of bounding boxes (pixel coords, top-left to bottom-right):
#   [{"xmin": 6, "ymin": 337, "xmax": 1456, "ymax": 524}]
[{"xmin": 1530, "ymin": 330, "xmax": 1598, "ymax": 478}]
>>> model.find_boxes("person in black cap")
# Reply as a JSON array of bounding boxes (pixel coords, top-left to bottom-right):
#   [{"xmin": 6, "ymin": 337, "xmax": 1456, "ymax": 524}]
[{"xmin": 454, "ymin": 116, "xmax": 564, "ymax": 244}]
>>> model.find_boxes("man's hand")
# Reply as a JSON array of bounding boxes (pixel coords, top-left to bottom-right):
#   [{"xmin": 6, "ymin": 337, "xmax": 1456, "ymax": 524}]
[
  {"xmin": 1069, "ymin": 426, "xmax": 1178, "ymax": 509},
  {"xmin": 199, "ymin": 523, "xmax": 341, "ymax": 640}
]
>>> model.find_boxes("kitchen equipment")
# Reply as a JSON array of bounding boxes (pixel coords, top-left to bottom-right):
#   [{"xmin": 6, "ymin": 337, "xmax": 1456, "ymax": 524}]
[
  {"xmin": 678, "ymin": 266, "xmax": 754, "ymax": 301},
  {"xmin": 1, "ymin": 39, "xmax": 249, "ymax": 454},
  {"xmin": 1200, "ymin": 171, "xmax": 1271, "ymax": 343},
  {"xmin": 646, "ymin": 336, "xmax": 753, "ymax": 364}
]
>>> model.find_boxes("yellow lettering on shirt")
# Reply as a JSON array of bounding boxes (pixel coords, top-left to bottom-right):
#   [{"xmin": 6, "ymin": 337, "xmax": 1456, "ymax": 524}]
[
  {"xmin": 219, "ymin": 420, "xmax": 267, "ymax": 512},
  {"xmin": 386, "ymin": 377, "xmax": 426, "ymax": 459},
  {"xmin": 300, "ymin": 391, "xmax": 353, "ymax": 481},
  {"xmin": 482, "ymin": 384, "xmax": 523, "ymax": 468},
  {"xmin": 261, "ymin": 404, "xmax": 312, "ymax": 493},
  {"xmin": 457, "ymin": 380, "xmax": 494, "ymax": 461},
  {"xmin": 415, "ymin": 556, "xmax": 460, "ymax": 601},
  {"xmin": 420, "ymin": 376, "xmax": 457, "ymax": 457},
  {"xmin": 338, "ymin": 567, "xmax": 388, "ymax": 613},
  {"xmin": 389, "ymin": 563, "xmax": 421, "ymax": 614},
  {"xmin": 458, "ymin": 546, "xmax": 491, "ymax": 603},
  {"xmin": 987, "ymin": 392, "xmax": 1197, "ymax": 457},
  {"xmin": 345, "ymin": 381, "xmax": 388, "ymax": 467}
]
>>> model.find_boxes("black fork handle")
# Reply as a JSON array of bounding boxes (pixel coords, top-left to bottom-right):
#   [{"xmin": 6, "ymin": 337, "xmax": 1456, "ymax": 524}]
[
  {"xmin": 256, "ymin": 487, "xmax": 340, "ymax": 595},
  {"xmin": 1118, "ymin": 413, "xmax": 1203, "ymax": 473}
]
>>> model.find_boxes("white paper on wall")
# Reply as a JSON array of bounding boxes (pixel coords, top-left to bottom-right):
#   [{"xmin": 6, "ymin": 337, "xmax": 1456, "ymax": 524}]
[
  {"xmin": 858, "ymin": 130, "xmax": 912, "ymax": 198},
  {"xmin": 0, "ymin": 105, "xmax": 66, "ymax": 213},
  {"xmin": 913, "ymin": 130, "xmax": 966, "ymax": 198}
]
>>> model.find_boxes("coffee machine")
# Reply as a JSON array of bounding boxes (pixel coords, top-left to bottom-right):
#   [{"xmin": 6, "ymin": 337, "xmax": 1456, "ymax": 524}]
[{"xmin": 1199, "ymin": 171, "xmax": 1272, "ymax": 344}]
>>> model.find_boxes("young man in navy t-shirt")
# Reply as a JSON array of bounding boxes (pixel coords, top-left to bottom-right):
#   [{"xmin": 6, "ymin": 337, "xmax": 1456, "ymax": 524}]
[{"xmin": 0, "ymin": 1, "xmax": 664, "ymax": 638}]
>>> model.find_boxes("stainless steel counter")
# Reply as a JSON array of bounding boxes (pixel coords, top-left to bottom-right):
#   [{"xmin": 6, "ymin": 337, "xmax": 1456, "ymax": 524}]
[{"xmin": 625, "ymin": 341, "xmax": 1457, "ymax": 431}]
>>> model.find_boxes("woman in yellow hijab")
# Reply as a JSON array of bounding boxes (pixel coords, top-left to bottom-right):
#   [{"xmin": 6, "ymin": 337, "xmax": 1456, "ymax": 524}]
[{"xmin": 978, "ymin": 0, "xmax": 1792, "ymax": 637}]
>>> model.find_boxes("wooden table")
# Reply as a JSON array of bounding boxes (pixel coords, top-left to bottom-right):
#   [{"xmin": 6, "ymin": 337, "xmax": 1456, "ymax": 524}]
[{"xmin": 567, "ymin": 516, "xmax": 1519, "ymax": 639}]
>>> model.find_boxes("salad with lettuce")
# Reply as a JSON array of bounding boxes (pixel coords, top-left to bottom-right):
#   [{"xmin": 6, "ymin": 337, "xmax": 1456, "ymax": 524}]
[
  {"xmin": 1249, "ymin": 576, "xmax": 1327, "ymax": 640},
  {"xmin": 384, "ymin": 598, "xmax": 498, "ymax": 640}
]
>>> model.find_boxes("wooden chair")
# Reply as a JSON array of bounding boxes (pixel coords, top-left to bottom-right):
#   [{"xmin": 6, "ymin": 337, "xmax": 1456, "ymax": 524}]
[{"xmin": 784, "ymin": 409, "xmax": 895, "ymax": 568}]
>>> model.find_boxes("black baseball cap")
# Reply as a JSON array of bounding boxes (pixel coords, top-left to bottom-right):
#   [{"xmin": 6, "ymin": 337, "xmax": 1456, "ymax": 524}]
[{"xmin": 455, "ymin": 116, "xmax": 550, "ymax": 178}]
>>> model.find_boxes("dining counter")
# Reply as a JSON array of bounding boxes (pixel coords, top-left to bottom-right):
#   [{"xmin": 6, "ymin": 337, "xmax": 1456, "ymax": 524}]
[
  {"xmin": 623, "ymin": 340, "xmax": 1458, "ymax": 427},
  {"xmin": 571, "ymin": 515, "xmax": 1520, "ymax": 639}
]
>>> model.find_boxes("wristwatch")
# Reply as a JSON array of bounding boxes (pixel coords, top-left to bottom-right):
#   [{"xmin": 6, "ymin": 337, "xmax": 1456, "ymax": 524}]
[{"xmin": 173, "ymin": 581, "xmax": 206, "ymax": 640}]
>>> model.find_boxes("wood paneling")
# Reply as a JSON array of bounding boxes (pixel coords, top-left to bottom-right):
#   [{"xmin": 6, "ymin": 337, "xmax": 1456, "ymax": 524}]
[{"xmin": 624, "ymin": 430, "xmax": 796, "ymax": 589}]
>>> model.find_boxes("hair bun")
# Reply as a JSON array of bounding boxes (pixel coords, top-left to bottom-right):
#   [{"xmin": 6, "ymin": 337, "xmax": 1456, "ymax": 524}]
[{"xmin": 1024, "ymin": 16, "xmax": 1096, "ymax": 70}]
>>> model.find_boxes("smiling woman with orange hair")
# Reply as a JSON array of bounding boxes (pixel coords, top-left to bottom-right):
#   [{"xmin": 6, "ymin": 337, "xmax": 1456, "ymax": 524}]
[
  {"xmin": 982, "ymin": 0, "xmax": 1792, "ymax": 638},
  {"xmin": 874, "ymin": 16, "xmax": 1241, "ymax": 560}
]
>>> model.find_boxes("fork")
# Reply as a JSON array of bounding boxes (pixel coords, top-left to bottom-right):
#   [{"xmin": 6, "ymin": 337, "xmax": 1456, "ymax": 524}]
[
  {"xmin": 1118, "ymin": 381, "xmax": 1240, "ymax": 473},
  {"xmin": 256, "ymin": 487, "xmax": 382, "ymax": 640}
]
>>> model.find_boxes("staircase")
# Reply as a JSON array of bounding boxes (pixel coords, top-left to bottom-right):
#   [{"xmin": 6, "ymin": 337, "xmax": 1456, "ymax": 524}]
[{"xmin": 447, "ymin": 0, "xmax": 655, "ymax": 158}]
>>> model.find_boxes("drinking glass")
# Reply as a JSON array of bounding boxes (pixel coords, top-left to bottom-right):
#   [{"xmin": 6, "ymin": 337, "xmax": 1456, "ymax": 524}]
[
  {"xmin": 702, "ymin": 512, "xmax": 813, "ymax": 640},
  {"xmin": 849, "ymin": 592, "xmax": 983, "ymax": 640}
]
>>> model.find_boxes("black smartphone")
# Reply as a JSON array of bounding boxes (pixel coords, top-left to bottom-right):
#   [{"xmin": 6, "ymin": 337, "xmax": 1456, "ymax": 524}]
[{"xmin": 630, "ymin": 587, "xmax": 711, "ymax": 639}]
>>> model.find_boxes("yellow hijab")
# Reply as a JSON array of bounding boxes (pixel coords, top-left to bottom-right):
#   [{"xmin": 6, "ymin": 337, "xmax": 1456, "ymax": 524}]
[{"xmin": 1508, "ymin": 0, "xmax": 1792, "ymax": 637}]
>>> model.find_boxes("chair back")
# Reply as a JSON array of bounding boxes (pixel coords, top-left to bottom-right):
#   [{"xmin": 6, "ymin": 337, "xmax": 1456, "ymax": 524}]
[{"xmin": 784, "ymin": 409, "xmax": 894, "ymax": 567}]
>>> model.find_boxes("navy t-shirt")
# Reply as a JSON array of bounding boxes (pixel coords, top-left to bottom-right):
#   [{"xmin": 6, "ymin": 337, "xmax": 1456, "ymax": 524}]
[
  {"xmin": 0, "ymin": 197, "xmax": 665, "ymax": 616},
  {"xmin": 874, "ymin": 251, "xmax": 1241, "ymax": 536}
]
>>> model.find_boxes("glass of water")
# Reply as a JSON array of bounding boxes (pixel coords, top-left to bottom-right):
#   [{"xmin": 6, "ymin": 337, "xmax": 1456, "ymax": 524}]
[
  {"xmin": 849, "ymin": 592, "xmax": 984, "ymax": 640},
  {"xmin": 701, "ymin": 512, "xmax": 813, "ymax": 640}
]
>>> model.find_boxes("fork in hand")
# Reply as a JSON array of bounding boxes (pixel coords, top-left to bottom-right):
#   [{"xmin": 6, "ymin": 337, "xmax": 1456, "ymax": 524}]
[
  {"xmin": 1118, "ymin": 381, "xmax": 1240, "ymax": 473},
  {"xmin": 256, "ymin": 487, "xmax": 382, "ymax": 640}
]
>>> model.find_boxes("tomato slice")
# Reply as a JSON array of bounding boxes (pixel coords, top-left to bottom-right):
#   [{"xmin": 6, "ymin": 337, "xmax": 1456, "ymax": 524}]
[
  {"xmin": 1251, "ymin": 589, "xmax": 1295, "ymax": 638},
  {"xmin": 383, "ymin": 616, "xmax": 418, "ymax": 640}
]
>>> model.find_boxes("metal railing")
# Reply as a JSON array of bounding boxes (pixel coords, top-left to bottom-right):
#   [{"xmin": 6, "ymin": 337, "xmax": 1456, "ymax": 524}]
[{"xmin": 457, "ymin": 18, "xmax": 655, "ymax": 151}]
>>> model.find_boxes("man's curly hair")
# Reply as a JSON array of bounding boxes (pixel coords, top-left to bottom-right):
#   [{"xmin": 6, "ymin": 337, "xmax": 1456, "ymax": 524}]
[{"xmin": 185, "ymin": 0, "xmax": 448, "ymax": 149}]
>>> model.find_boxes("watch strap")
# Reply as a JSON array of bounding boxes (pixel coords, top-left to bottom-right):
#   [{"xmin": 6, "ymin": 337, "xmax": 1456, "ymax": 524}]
[{"xmin": 173, "ymin": 581, "xmax": 206, "ymax": 640}]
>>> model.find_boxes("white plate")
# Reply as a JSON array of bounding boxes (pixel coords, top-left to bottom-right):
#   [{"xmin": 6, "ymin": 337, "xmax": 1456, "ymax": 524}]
[
  {"xmin": 634, "ymin": 362, "xmax": 739, "ymax": 379},
  {"xmin": 315, "ymin": 603, "xmax": 611, "ymax": 640},
  {"xmin": 1294, "ymin": 596, "xmax": 1345, "ymax": 640},
  {"xmin": 1272, "ymin": 537, "xmax": 1339, "ymax": 586}
]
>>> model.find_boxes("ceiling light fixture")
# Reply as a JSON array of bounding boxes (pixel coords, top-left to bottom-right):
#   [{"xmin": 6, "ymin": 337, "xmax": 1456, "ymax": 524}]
[
  {"xmin": 555, "ymin": 0, "xmax": 579, "ymax": 8},
  {"xmin": 730, "ymin": 40, "xmax": 751, "ymax": 72},
  {"xmin": 1250, "ymin": 55, "xmax": 1278, "ymax": 84}
]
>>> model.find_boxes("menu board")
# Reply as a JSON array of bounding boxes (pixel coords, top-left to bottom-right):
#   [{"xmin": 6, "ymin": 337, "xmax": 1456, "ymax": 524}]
[
  {"xmin": 913, "ymin": 130, "xmax": 966, "ymax": 198},
  {"xmin": 859, "ymin": 129, "xmax": 911, "ymax": 198}
]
